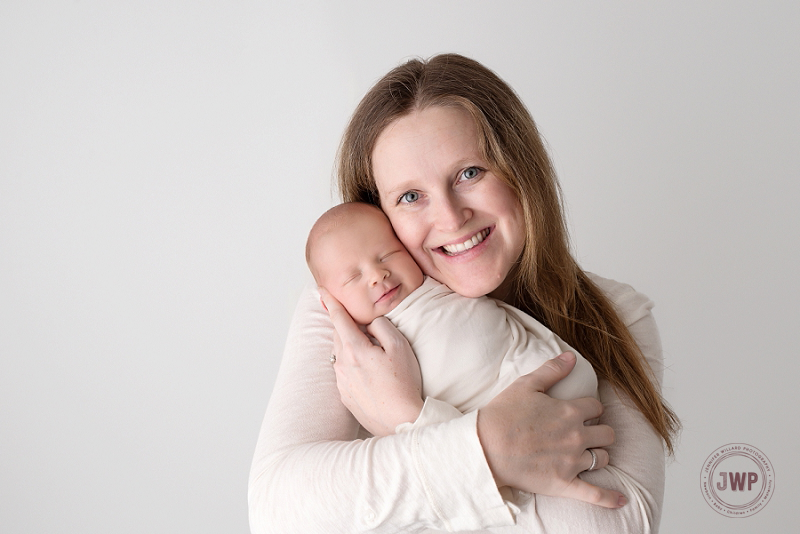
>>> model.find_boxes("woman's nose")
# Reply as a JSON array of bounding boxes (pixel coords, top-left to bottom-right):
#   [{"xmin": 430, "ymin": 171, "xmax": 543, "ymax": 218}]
[{"xmin": 433, "ymin": 194, "xmax": 471, "ymax": 232}]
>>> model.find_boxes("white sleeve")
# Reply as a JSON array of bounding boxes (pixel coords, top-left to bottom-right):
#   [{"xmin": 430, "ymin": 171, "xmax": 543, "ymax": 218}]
[
  {"xmin": 529, "ymin": 278, "xmax": 667, "ymax": 534},
  {"xmin": 396, "ymin": 278, "xmax": 667, "ymax": 534},
  {"xmin": 247, "ymin": 284, "xmax": 515, "ymax": 534}
]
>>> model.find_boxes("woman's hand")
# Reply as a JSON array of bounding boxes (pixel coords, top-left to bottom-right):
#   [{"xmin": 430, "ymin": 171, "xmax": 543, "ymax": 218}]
[
  {"xmin": 477, "ymin": 352, "xmax": 626, "ymax": 509},
  {"xmin": 320, "ymin": 288, "xmax": 424, "ymax": 437}
]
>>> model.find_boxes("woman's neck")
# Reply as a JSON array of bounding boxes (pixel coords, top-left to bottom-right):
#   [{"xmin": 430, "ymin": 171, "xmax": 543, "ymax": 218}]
[{"xmin": 488, "ymin": 275, "xmax": 515, "ymax": 303}]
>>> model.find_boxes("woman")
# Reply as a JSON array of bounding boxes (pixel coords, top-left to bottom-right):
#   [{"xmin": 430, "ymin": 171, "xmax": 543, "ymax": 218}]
[{"xmin": 249, "ymin": 54, "xmax": 679, "ymax": 533}]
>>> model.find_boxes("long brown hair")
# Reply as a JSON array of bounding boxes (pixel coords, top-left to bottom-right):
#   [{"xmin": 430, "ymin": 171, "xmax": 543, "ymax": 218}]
[{"xmin": 337, "ymin": 53, "xmax": 679, "ymax": 453}]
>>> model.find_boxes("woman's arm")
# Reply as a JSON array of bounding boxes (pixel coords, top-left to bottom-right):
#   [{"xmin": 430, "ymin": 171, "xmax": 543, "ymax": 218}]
[
  {"xmin": 248, "ymin": 280, "xmax": 646, "ymax": 533},
  {"xmin": 248, "ymin": 283, "xmax": 515, "ymax": 533},
  {"xmin": 320, "ymin": 285, "xmax": 626, "ymax": 511},
  {"xmin": 527, "ymin": 277, "xmax": 668, "ymax": 534}
]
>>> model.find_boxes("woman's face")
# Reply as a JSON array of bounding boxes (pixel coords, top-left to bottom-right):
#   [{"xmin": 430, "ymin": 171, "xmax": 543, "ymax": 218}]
[{"xmin": 372, "ymin": 106, "xmax": 525, "ymax": 299}]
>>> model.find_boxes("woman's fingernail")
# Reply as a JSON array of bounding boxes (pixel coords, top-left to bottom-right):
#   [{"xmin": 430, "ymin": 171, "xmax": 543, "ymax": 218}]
[
  {"xmin": 618, "ymin": 495, "xmax": 628, "ymax": 507},
  {"xmin": 557, "ymin": 352, "xmax": 574, "ymax": 362}
]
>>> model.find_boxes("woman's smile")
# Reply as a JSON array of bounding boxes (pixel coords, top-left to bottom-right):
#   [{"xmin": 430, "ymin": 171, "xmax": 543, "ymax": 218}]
[
  {"xmin": 439, "ymin": 227, "xmax": 491, "ymax": 256},
  {"xmin": 373, "ymin": 106, "xmax": 525, "ymax": 299}
]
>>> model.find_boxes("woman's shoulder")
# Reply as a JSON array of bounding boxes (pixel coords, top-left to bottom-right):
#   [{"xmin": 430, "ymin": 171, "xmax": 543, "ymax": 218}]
[
  {"xmin": 294, "ymin": 279, "xmax": 322, "ymax": 314},
  {"xmin": 586, "ymin": 272, "xmax": 655, "ymax": 328},
  {"xmin": 297, "ymin": 278, "xmax": 320, "ymax": 302},
  {"xmin": 587, "ymin": 272, "xmax": 665, "ymax": 380},
  {"xmin": 289, "ymin": 279, "xmax": 335, "ymax": 335}
]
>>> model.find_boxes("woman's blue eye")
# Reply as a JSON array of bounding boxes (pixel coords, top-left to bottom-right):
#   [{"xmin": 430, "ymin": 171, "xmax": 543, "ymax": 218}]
[
  {"xmin": 399, "ymin": 191, "xmax": 419, "ymax": 203},
  {"xmin": 461, "ymin": 166, "xmax": 480, "ymax": 180}
]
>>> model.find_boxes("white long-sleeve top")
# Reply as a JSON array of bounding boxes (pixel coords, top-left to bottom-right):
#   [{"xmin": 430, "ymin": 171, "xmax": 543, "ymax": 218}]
[
  {"xmin": 248, "ymin": 274, "xmax": 667, "ymax": 533},
  {"xmin": 386, "ymin": 277, "xmax": 598, "ymax": 414}
]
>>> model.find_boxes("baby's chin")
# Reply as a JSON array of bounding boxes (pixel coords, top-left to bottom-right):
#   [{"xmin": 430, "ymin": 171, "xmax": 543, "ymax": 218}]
[
  {"xmin": 355, "ymin": 302, "xmax": 402, "ymax": 326},
  {"xmin": 351, "ymin": 310, "xmax": 382, "ymax": 326},
  {"xmin": 360, "ymin": 310, "xmax": 393, "ymax": 326}
]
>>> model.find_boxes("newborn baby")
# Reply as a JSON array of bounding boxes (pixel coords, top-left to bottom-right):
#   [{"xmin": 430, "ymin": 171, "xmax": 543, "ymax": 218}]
[{"xmin": 306, "ymin": 202, "xmax": 598, "ymax": 414}]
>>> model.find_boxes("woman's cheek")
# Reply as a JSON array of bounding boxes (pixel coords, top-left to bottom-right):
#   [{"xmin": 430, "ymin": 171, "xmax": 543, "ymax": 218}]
[{"xmin": 388, "ymin": 214, "xmax": 416, "ymax": 248}]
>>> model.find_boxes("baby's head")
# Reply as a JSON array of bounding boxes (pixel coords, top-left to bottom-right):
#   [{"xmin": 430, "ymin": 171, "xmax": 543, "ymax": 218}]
[{"xmin": 306, "ymin": 202, "xmax": 424, "ymax": 324}]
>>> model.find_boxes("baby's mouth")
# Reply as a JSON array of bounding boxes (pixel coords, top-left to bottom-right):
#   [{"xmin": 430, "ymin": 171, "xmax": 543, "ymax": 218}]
[
  {"xmin": 377, "ymin": 285, "xmax": 400, "ymax": 303},
  {"xmin": 441, "ymin": 228, "xmax": 490, "ymax": 256}
]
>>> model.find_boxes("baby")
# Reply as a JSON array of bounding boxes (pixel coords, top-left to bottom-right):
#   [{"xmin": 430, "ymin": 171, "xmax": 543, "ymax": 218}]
[{"xmin": 305, "ymin": 202, "xmax": 598, "ymax": 414}]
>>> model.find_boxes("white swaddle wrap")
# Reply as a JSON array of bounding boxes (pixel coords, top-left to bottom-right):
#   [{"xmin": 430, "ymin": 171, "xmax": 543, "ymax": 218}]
[{"xmin": 386, "ymin": 277, "xmax": 598, "ymax": 413}]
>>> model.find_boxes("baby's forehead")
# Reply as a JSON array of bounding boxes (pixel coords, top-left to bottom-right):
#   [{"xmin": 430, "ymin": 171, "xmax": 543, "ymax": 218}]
[
  {"xmin": 327, "ymin": 208, "xmax": 391, "ymax": 236},
  {"xmin": 340, "ymin": 206, "xmax": 389, "ymax": 226},
  {"xmin": 317, "ymin": 214, "xmax": 389, "ymax": 259},
  {"xmin": 323, "ymin": 218, "xmax": 389, "ymax": 251}
]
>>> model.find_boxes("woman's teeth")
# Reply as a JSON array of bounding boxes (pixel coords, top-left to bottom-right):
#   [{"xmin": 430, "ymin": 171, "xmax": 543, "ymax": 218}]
[{"xmin": 442, "ymin": 229, "xmax": 490, "ymax": 255}]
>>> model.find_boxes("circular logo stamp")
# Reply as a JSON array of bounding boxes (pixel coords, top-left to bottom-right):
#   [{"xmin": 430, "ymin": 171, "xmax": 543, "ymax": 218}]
[{"xmin": 700, "ymin": 443, "xmax": 774, "ymax": 517}]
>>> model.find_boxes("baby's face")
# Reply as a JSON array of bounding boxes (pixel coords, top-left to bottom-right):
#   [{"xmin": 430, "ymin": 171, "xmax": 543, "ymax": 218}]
[{"xmin": 315, "ymin": 211, "xmax": 424, "ymax": 325}]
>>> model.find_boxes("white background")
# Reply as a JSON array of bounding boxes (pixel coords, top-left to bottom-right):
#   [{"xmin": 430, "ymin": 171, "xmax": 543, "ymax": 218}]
[{"xmin": 2, "ymin": 1, "xmax": 797, "ymax": 532}]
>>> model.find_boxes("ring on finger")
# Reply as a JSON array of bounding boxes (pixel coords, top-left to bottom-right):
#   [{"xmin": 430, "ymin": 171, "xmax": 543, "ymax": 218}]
[
  {"xmin": 587, "ymin": 448, "xmax": 598, "ymax": 472},
  {"xmin": 330, "ymin": 353, "xmax": 336, "ymax": 364}
]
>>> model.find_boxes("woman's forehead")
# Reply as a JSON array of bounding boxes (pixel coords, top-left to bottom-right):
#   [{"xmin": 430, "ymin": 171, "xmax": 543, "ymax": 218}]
[{"xmin": 373, "ymin": 107, "xmax": 483, "ymax": 193}]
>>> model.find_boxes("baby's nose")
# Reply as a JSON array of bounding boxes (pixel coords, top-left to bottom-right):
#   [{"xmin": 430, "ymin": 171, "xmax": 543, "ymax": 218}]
[{"xmin": 370, "ymin": 268, "xmax": 389, "ymax": 285}]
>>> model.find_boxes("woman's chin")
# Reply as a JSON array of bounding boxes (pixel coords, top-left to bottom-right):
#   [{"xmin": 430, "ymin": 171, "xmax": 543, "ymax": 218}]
[{"xmin": 437, "ymin": 273, "xmax": 505, "ymax": 299}]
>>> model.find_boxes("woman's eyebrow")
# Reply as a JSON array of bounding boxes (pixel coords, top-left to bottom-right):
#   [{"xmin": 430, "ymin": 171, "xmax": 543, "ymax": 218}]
[
  {"xmin": 379, "ymin": 180, "xmax": 417, "ymax": 198},
  {"xmin": 379, "ymin": 157, "xmax": 486, "ymax": 198}
]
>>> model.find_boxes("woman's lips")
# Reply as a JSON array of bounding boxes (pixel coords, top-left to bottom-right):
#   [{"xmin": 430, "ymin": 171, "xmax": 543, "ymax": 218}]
[{"xmin": 439, "ymin": 227, "xmax": 491, "ymax": 256}]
